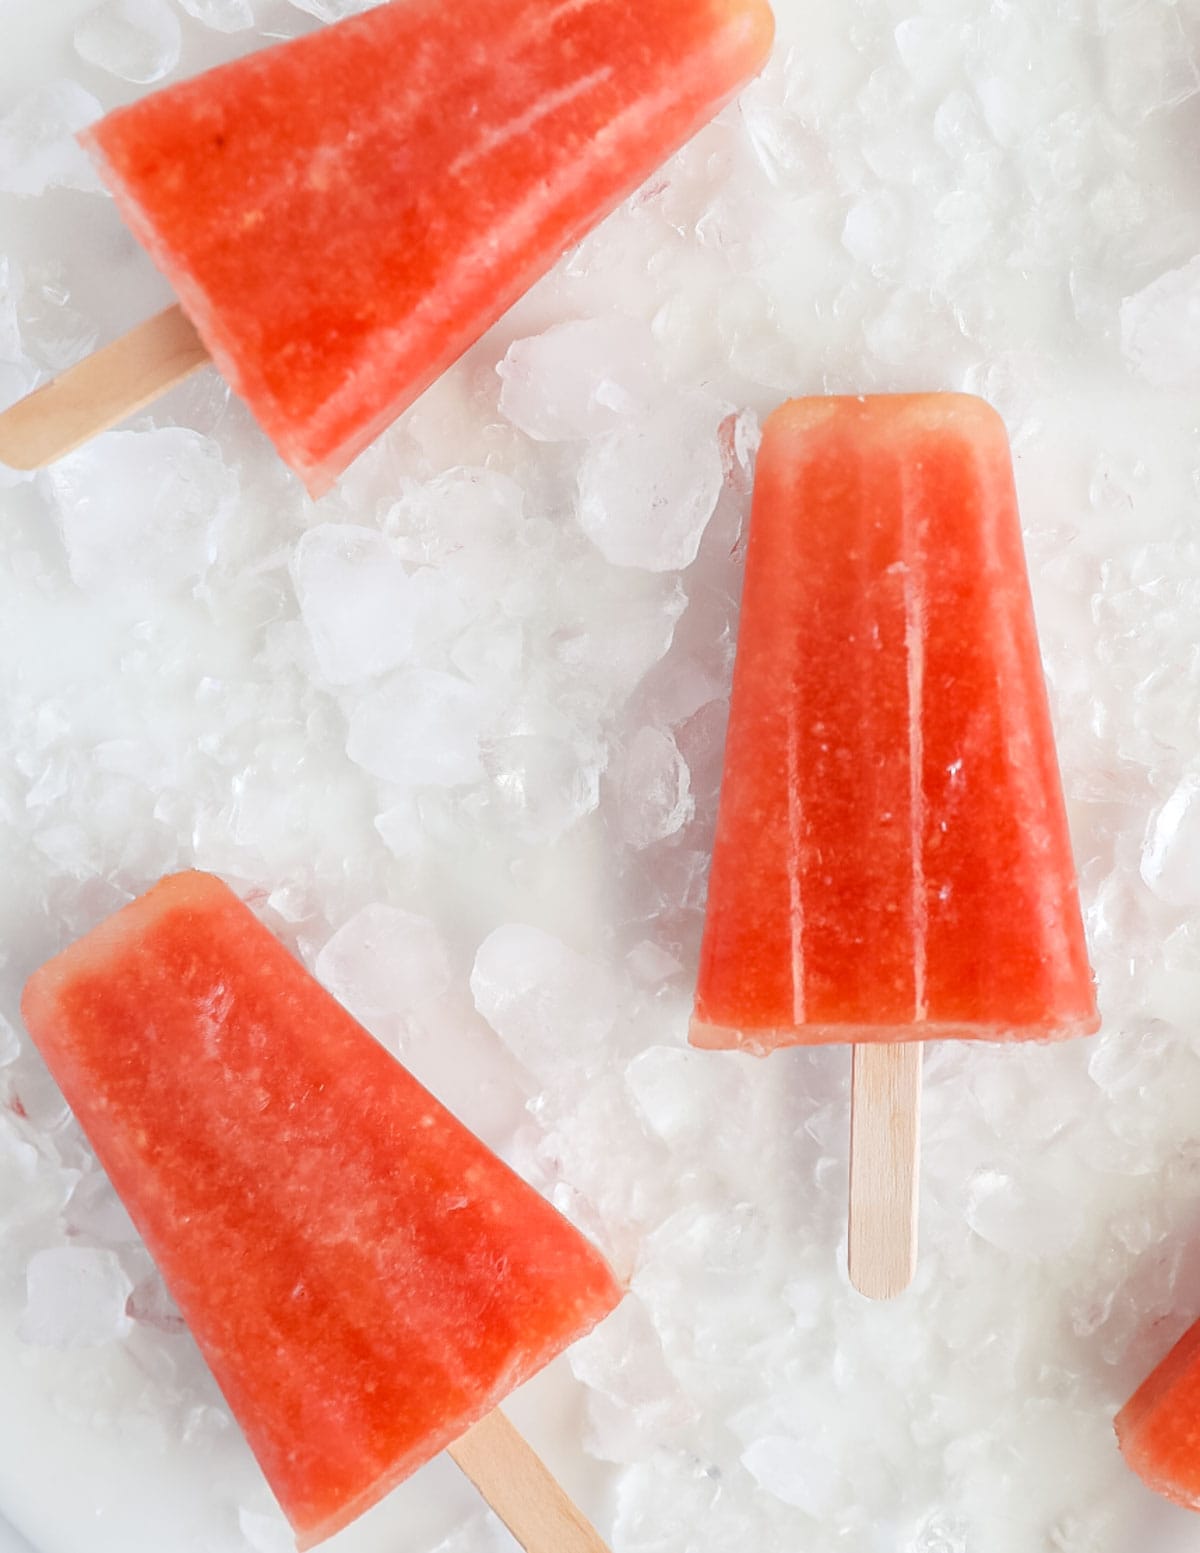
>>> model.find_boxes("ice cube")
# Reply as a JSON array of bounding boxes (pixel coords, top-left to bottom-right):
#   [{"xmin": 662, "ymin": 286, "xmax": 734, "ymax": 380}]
[
  {"xmin": 0, "ymin": 255, "xmax": 24, "ymax": 362},
  {"xmin": 238, "ymin": 1507, "xmax": 293, "ymax": 1553},
  {"xmin": 49, "ymin": 428, "xmax": 237, "ymax": 591},
  {"xmin": 964, "ymin": 1167, "xmax": 1083, "ymax": 1259},
  {"xmin": 569, "ymin": 1296, "xmax": 695, "ymax": 1458},
  {"xmin": 127, "ymin": 1265, "xmax": 187, "ymax": 1333},
  {"xmin": 64, "ymin": 1171, "xmax": 139, "ymax": 1245},
  {"xmin": 894, "ymin": 16, "xmax": 963, "ymax": 86},
  {"xmin": 176, "ymin": 0, "xmax": 255, "ymax": 28},
  {"xmin": 577, "ymin": 393, "xmax": 728, "ymax": 571},
  {"xmin": 15, "ymin": 258, "xmax": 98, "ymax": 374},
  {"xmin": 315, "ymin": 905, "xmax": 451, "ymax": 1024},
  {"xmin": 1141, "ymin": 774, "xmax": 1200, "ymax": 906},
  {"xmin": 1120, "ymin": 256, "xmax": 1200, "ymax": 389},
  {"xmin": 284, "ymin": 0, "xmax": 382, "ymax": 19},
  {"xmin": 19, "ymin": 1246, "xmax": 133, "ymax": 1349},
  {"xmin": 906, "ymin": 1513, "xmax": 969, "ymax": 1553},
  {"xmin": 0, "ymin": 1013, "xmax": 19, "ymax": 1068},
  {"xmin": 374, "ymin": 794, "xmax": 424, "ymax": 858},
  {"xmin": 842, "ymin": 191, "xmax": 907, "ymax": 271},
  {"xmin": 625, "ymin": 1045, "xmax": 748, "ymax": 1146},
  {"xmin": 625, "ymin": 941, "xmax": 683, "ymax": 986},
  {"xmin": 471, "ymin": 925, "xmax": 617, "ymax": 1082},
  {"xmin": 0, "ymin": 81, "xmax": 103, "ymax": 197},
  {"xmin": 497, "ymin": 316, "xmax": 659, "ymax": 442},
  {"xmin": 74, "ymin": 0, "xmax": 182, "ymax": 84},
  {"xmin": 483, "ymin": 732, "xmax": 603, "ymax": 845},
  {"xmin": 346, "ymin": 670, "xmax": 490, "ymax": 787},
  {"xmin": 428, "ymin": 1514, "xmax": 513, "ymax": 1553},
  {"xmin": 741, "ymin": 1436, "xmax": 848, "ymax": 1515},
  {"xmin": 617, "ymin": 727, "xmax": 694, "ymax": 849},
  {"xmin": 291, "ymin": 524, "xmax": 415, "ymax": 684},
  {"xmin": 1101, "ymin": 3, "xmax": 1200, "ymax": 124}
]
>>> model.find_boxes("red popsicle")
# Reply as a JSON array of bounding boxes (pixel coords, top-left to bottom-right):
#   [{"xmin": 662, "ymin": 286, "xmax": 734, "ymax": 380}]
[
  {"xmin": 689, "ymin": 394, "xmax": 1097, "ymax": 1298},
  {"xmin": 21, "ymin": 872, "xmax": 622, "ymax": 1550},
  {"xmin": 1117, "ymin": 1321, "xmax": 1200, "ymax": 1511},
  {"xmin": 692, "ymin": 393, "xmax": 1097, "ymax": 1051},
  {"xmin": 46, "ymin": 0, "xmax": 775, "ymax": 493}
]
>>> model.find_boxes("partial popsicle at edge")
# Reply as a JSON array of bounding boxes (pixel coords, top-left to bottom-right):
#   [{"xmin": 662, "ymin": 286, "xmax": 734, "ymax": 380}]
[
  {"xmin": 1116, "ymin": 1320, "xmax": 1200, "ymax": 1514},
  {"xmin": 0, "ymin": 0, "xmax": 774, "ymax": 493},
  {"xmin": 21, "ymin": 872, "xmax": 622, "ymax": 1551},
  {"xmin": 689, "ymin": 394, "xmax": 1098, "ymax": 1295}
]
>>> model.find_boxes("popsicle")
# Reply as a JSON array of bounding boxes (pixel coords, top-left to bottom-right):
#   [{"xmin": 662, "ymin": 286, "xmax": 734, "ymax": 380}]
[
  {"xmin": 690, "ymin": 394, "xmax": 1098, "ymax": 1295},
  {"xmin": 21, "ymin": 871, "xmax": 622, "ymax": 1551},
  {"xmin": 1116, "ymin": 1320, "xmax": 1200, "ymax": 1511},
  {"xmin": 0, "ymin": 0, "xmax": 774, "ymax": 493}
]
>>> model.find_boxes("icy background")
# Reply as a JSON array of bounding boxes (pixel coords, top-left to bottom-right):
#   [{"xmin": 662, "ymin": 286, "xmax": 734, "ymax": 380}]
[{"xmin": 1, "ymin": 0, "xmax": 1200, "ymax": 1549}]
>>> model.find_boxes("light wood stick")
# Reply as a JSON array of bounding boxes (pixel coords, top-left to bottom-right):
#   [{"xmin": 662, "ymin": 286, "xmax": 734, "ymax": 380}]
[
  {"xmin": 0, "ymin": 304, "xmax": 210, "ymax": 471},
  {"xmin": 448, "ymin": 1409, "xmax": 610, "ymax": 1553},
  {"xmin": 848, "ymin": 1042, "xmax": 921, "ymax": 1300}
]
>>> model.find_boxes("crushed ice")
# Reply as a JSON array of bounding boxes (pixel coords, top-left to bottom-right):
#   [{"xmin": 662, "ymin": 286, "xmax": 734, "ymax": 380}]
[{"xmin": 2, "ymin": 1, "xmax": 1200, "ymax": 1550}]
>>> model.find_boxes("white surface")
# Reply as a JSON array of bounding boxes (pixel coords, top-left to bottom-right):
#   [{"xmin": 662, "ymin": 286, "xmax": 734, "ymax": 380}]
[{"xmin": 3, "ymin": 2, "xmax": 1200, "ymax": 1552}]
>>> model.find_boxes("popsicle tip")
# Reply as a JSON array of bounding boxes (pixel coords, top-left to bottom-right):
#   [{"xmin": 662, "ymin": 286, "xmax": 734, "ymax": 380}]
[{"xmin": 732, "ymin": 0, "xmax": 776, "ymax": 63}]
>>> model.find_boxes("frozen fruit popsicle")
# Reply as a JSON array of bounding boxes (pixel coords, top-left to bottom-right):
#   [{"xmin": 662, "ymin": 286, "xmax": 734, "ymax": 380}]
[
  {"xmin": 21, "ymin": 871, "xmax": 622, "ymax": 1551},
  {"xmin": 0, "ymin": 0, "xmax": 774, "ymax": 492},
  {"xmin": 690, "ymin": 395, "xmax": 1098, "ymax": 1294},
  {"xmin": 1117, "ymin": 1320, "xmax": 1200, "ymax": 1511}
]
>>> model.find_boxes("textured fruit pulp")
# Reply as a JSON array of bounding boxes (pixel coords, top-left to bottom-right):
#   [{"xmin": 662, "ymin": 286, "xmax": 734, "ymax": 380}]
[
  {"xmin": 83, "ymin": 0, "xmax": 775, "ymax": 493},
  {"xmin": 22, "ymin": 872, "xmax": 622, "ymax": 1548},
  {"xmin": 692, "ymin": 394, "xmax": 1098, "ymax": 1054}
]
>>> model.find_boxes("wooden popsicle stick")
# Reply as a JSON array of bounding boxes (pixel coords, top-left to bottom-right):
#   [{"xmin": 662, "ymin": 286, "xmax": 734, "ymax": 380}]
[
  {"xmin": 847, "ymin": 1042, "xmax": 921, "ymax": 1300},
  {"xmin": 0, "ymin": 303, "xmax": 210, "ymax": 470},
  {"xmin": 448, "ymin": 1409, "xmax": 610, "ymax": 1553}
]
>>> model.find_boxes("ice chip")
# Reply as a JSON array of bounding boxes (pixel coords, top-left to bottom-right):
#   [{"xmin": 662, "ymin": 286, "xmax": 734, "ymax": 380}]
[
  {"xmin": 626, "ymin": 1045, "xmax": 744, "ymax": 1145},
  {"xmin": 284, "ymin": 0, "xmax": 382, "ymax": 20},
  {"xmin": 568, "ymin": 1296, "xmax": 694, "ymax": 1451},
  {"xmin": 0, "ymin": 81, "xmax": 103, "ymax": 196},
  {"xmin": 316, "ymin": 905, "xmax": 451, "ymax": 1023},
  {"xmin": 238, "ymin": 1508, "xmax": 294, "ymax": 1553},
  {"xmin": 347, "ymin": 670, "xmax": 490, "ymax": 787},
  {"xmin": 292, "ymin": 524, "xmax": 415, "ymax": 684},
  {"xmin": 1141, "ymin": 774, "xmax": 1200, "ymax": 906},
  {"xmin": 577, "ymin": 393, "xmax": 727, "ymax": 571},
  {"xmin": 964, "ymin": 1167, "xmax": 1083, "ymax": 1258},
  {"xmin": 625, "ymin": 941, "xmax": 683, "ymax": 986},
  {"xmin": 1101, "ymin": 3, "xmax": 1200, "ymax": 124},
  {"xmin": 428, "ymin": 1514, "xmax": 513, "ymax": 1553},
  {"xmin": 484, "ymin": 733, "xmax": 603, "ymax": 845},
  {"xmin": 741, "ymin": 1435, "xmax": 847, "ymax": 1515},
  {"xmin": 842, "ymin": 190, "xmax": 907, "ymax": 270},
  {"xmin": 497, "ymin": 316, "xmax": 659, "ymax": 442},
  {"xmin": 618, "ymin": 727, "xmax": 694, "ymax": 849},
  {"xmin": 127, "ymin": 1265, "xmax": 187, "ymax": 1332},
  {"xmin": 471, "ymin": 925, "xmax": 617, "ymax": 1081},
  {"xmin": 64, "ymin": 1171, "xmax": 139, "ymax": 1244},
  {"xmin": 894, "ymin": 16, "xmax": 962, "ymax": 85},
  {"xmin": 49, "ymin": 427, "xmax": 237, "ymax": 591},
  {"xmin": 176, "ymin": 0, "xmax": 255, "ymax": 28},
  {"xmin": 1120, "ymin": 256, "xmax": 1200, "ymax": 389},
  {"xmin": 19, "ymin": 1246, "xmax": 134, "ymax": 1349},
  {"xmin": 906, "ymin": 1513, "xmax": 969, "ymax": 1553},
  {"xmin": 74, "ymin": 0, "xmax": 182, "ymax": 84},
  {"xmin": 0, "ymin": 1013, "xmax": 19, "ymax": 1068}
]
